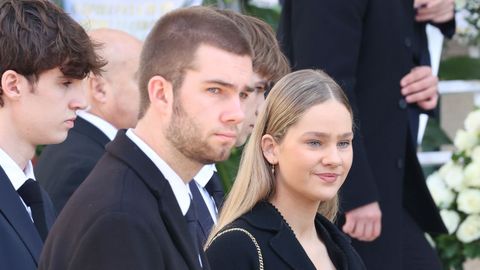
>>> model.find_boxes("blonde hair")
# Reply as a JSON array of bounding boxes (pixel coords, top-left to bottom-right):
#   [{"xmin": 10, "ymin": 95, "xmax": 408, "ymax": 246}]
[{"xmin": 207, "ymin": 69, "xmax": 353, "ymax": 246}]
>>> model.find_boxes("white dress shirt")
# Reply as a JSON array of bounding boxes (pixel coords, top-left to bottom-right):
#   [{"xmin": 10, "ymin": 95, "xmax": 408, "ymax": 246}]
[
  {"xmin": 0, "ymin": 147, "xmax": 36, "ymax": 220},
  {"xmin": 125, "ymin": 129, "xmax": 191, "ymax": 215},
  {"xmin": 192, "ymin": 164, "xmax": 218, "ymax": 223},
  {"xmin": 77, "ymin": 110, "xmax": 118, "ymax": 141}
]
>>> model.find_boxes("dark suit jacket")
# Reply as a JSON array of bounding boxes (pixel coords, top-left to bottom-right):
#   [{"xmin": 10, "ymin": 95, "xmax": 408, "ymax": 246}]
[
  {"xmin": 206, "ymin": 202, "xmax": 366, "ymax": 270},
  {"xmin": 35, "ymin": 117, "xmax": 110, "ymax": 212},
  {"xmin": 38, "ymin": 130, "xmax": 208, "ymax": 270},
  {"xmin": 277, "ymin": 1, "xmax": 448, "ymax": 269},
  {"xmin": 0, "ymin": 167, "xmax": 56, "ymax": 270}
]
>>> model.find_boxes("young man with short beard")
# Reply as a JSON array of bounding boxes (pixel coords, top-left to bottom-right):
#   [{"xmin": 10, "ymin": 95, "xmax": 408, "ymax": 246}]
[{"xmin": 39, "ymin": 6, "xmax": 253, "ymax": 270}]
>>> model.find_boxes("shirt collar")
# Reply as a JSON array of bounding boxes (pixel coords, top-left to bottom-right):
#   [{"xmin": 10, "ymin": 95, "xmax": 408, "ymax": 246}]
[
  {"xmin": 0, "ymin": 147, "xmax": 35, "ymax": 191},
  {"xmin": 193, "ymin": 164, "xmax": 216, "ymax": 188},
  {"xmin": 77, "ymin": 110, "xmax": 118, "ymax": 141},
  {"xmin": 125, "ymin": 129, "xmax": 191, "ymax": 215}
]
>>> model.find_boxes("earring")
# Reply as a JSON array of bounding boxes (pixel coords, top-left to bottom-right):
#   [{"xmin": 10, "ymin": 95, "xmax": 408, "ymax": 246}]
[{"xmin": 271, "ymin": 164, "xmax": 275, "ymax": 175}]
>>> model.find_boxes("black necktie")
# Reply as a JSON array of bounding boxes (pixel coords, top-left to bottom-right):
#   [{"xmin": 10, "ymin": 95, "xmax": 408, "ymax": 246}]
[
  {"xmin": 189, "ymin": 181, "xmax": 215, "ymax": 246},
  {"xmin": 17, "ymin": 179, "xmax": 48, "ymax": 241},
  {"xmin": 184, "ymin": 199, "xmax": 202, "ymax": 268},
  {"xmin": 205, "ymin": 172, "xmax": 225, "ymax": 210}
]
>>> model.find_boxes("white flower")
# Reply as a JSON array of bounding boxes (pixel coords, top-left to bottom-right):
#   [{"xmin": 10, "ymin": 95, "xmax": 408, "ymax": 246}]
[
  {"xmin": 471, "ymin": 146, "xmax": 480, "ymax": 163},
  {"xmin": 464, "ymin": 161, "xmax": 480, "ymax": 188},
  {"xmin": 441, "ymin": 162, "xmax": 463, "ymax": 192},
  {"xmin": 426, "ymin": 173, "xmax": 455, "ymax": 208},
  {"xmin": 457, "ymin": 188, "xmax": 480, "ymax": 214},
  {"xmin": 440, "ymin": 209, "xmax": 461, "ymax": 234},
  {"xmin": 454, "ymin": 129, "xmax": 478, "ymax": 152},
  {"xmin": 456, "ymin": 215, "xmax": 480, "ymax": 243},
  {"xmin": 465, "ymin": 110, "xmax": 480, "ymax": 132}
]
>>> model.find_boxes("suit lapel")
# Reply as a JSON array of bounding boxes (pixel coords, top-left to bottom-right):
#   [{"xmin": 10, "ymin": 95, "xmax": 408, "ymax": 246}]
[
  {"xmin": 269, "ymin": 226, "xmax": 316, "ymax": 270},
  {"xmin": 106, "ymin": 130, "xmax": 204, "ymax": 270},
  {"xmin": 243, "ymin": 202, "xmax": 316, "ymax": 270},
  {"xmin": 0, "ymin": 167, "xmax": 43, "ymax": 264},
  {"xmin": 74, "ymin": 117, "xmax": 110, "ymax": 147}
]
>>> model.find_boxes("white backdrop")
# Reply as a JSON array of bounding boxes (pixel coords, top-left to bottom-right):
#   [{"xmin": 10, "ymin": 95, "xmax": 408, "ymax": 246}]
[{"xmin": 63, "ymin": 0, "xmax": 202, "ymax": 40}]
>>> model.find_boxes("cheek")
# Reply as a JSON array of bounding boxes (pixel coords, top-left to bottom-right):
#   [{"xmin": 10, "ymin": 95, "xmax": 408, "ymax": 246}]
[{"xmin": 341, "ymin": 150, "xmax": 354, "ymax": 172}]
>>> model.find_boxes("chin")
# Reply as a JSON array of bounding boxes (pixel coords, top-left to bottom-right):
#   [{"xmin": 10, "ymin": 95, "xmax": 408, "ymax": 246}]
[{"xmin": 235, "ymin": 137, "xmax": 248, "ymax": 147}]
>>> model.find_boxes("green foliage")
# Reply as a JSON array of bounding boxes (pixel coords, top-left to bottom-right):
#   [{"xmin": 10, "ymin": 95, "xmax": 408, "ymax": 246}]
[
  {"xmin": 438, "ymin": 56, "xmax": 480, "ymax": 80},
  {"xmin": 422, "ymin": 118, "xmax": 452, "ymax": 151},
  {"xmin": 216, "ymin": 146, "xmax": 243, "ymax": 193},
  {"xmin": 243, "ymin": 2, "xmax": 281, "ymax": 30},
  {"xmin": 435, "ymin": 234, "xmax": 466, "ymax": 270}
]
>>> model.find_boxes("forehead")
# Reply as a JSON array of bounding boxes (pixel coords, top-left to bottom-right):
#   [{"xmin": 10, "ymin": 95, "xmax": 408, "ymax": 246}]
[
  {"xmin": 188, "ymin": 44, "xmax": 252, "ymax": 88},
  {"xmin": 289, "ymin": 101, "xmax": 352, "ymax": 135}
]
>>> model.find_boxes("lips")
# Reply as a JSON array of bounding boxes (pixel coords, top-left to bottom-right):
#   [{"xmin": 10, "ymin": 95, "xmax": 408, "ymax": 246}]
[
  {"xmin": 64, "ymin": 117, "xmax": 77, "ymax": 128},
  {"xmin": 215, "ymin": 131, "xmax": 237, "ymax": 142},
  {"xmin": 314, "ymin": 173, "xmax": 340, "ymax": 183}
]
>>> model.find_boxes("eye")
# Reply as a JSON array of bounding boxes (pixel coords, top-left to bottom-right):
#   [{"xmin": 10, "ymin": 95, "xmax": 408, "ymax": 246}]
[
  {"xmin": 62, "ymin": 80, "xmax": 73, "ymax": 87},
  {"xmin": 307, "ymin": 140, "xmax": 322, "ymax": 147},
  {"xmin": 207, "ymin": 87, "xmax": 221, "ymax": 94},
  {"xmin": 337, "ymin": 140, "xmax": 352, "ymax": 149},
  {"xmin": 239, "ymin": 91, "xmax": 249, "ymax": 100}
]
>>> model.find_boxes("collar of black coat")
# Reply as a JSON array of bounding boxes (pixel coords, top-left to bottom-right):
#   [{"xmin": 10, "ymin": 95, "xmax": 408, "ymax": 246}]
[{"xmin": 240, "ymin": 201, "xmax": 352, "ymax": 245}]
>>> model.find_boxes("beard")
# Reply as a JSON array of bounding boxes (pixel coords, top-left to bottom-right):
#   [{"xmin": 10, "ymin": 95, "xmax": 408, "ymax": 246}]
[{"xmin": 165, "ymin": 98, "xmax": 232, "ymax": 164}]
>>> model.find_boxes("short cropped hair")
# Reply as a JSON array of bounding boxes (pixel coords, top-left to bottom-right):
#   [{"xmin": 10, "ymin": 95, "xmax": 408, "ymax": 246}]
[
  {"xmin": 216, "ymin": 9, "xmax": 290, "ymax": 83},
  {"xmin": 0, "ymin": 0, "xmax": 105, "ymax": 106},
  {"xmin": 138, "ymin": 6, "xmax": 253, "ymax": 118}
]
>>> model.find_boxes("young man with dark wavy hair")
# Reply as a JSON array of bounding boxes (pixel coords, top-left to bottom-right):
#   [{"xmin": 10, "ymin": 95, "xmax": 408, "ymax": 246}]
[{"xmin": 0, "ymin": 1, "xmax": 104, "ymax": 269}]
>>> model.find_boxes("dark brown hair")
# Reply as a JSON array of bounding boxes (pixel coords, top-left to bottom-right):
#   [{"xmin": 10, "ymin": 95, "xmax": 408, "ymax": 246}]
[
  {"xmin": 216, "ymin": 9, "xmax": 290, "ymax": 83},
  {"xmin": 138, "ymin": 6, "xmax": 253, "ymax": 118},
  {"xmin": 0, "ymin": 0, "xmax": 105, "ymax": 106}
]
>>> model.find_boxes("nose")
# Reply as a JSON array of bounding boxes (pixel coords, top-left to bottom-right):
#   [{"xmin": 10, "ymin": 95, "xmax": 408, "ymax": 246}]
[
  {"xmin": 221, "ymin": 94, "xmax": 245, "ymax": 125},
  {"xmin": 322, "ymin": 145, "xmax": 343, "ymax": 167},
  {"xmin": 69, "ymin": 83, "xmax": 88, "ymax": 111}
]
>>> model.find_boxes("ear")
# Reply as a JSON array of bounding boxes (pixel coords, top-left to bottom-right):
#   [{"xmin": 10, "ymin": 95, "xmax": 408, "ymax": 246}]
[
  {"xmin": 147, "ymin": 75, "xmax": 173, "ymax": 113},
  {"xmin": 89, "ymin": 75, "xmax": 107, "ymax": 104},
  {"xmin": 1, "ymin": 70, "xmax": 23, "ymax": 101},
  {"xmin": 261, "ymin": 134, "xmax": 279, "ymax": 165}
]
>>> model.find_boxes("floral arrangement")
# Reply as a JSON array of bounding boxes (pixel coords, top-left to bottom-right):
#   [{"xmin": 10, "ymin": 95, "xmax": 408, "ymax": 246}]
[
  {"xmin": 426, "ymin": 108, "xmax": 480, "ymax": 270},
  {"xmin": 456, "ymin": 0, "xmax": 480, "ymax": 46}
]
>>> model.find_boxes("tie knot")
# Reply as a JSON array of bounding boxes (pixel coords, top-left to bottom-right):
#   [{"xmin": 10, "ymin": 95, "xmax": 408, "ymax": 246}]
[{"xmin": 17, "ymin": 179, "xmax": 43, "ymax": 206}]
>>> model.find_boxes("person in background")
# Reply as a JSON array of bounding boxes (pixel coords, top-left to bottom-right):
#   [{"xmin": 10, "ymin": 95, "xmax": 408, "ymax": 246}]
[
  {"xmin": 0, "ymin": 0, "xmax": 104, "ymax": 269},
  {"xmin": 35, "ymin": 28, "xmax": 142, "ymax": 212},
  {"xmin": 191, "ymin": 10, "xmax": 291, "ymax": 248},
  {"xmin": 206, "ymin": 69, "xmax": 365, "ymax": 270},
  {"xmin": 39, "ymin": 6, "xmax": 253, "ymax": 270},
  {"xmin": 277, "ymin": 0, "xmax": 455, "ymax": 269},
  {"xmin": 214, "ymin": 9, "xmax": 291, "ymax": 192}
]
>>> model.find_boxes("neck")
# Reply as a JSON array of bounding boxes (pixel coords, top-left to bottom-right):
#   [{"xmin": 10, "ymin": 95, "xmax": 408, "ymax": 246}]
[
  {"xmin": 134, "ymin": 118, "xmax": 202, "ymax": 183},
  {"xmin": 0, "ymin": 118, "xmax": 34, "ymax": 170},
  {"xmin": 269, "ymin": 192, "xmax": 319, "ymax": 240}
]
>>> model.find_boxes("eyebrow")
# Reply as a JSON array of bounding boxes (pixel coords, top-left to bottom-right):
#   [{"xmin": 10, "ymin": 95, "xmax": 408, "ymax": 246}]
[
  {"xmin": 303, "ymin": 131, "xmax": 354, "ymax": 139},
  {"xmin": 204, "ymin": 79, "xmax": 236, "ymax": 90}
]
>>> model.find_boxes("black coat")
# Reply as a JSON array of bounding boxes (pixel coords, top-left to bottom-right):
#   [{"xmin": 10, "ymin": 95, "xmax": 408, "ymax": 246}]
[
  {"xmin": 206, "ymin": 202, "xmax": 366, "ymax": 270},
  {"xmin": 35, "ymin": 117, "xmax": 110, "ymax": 212},
  {"xmin": 38, "ymin": 130, "xmax": 208, "ymax": 270},
  {"xmin": 277, "ymin": 0, "xmax": 448, "ymax": 268},
  {"xmin": 0, "ymin": 167, "xmax": 56, "ymax": 270}
]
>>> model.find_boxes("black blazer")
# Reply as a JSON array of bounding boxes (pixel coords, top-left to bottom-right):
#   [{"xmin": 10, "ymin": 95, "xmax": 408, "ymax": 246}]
[
  {"xmin": 0, "ymin": 167, "xmax": 56, "ymax": 270},
  {"xmin": 38, "ymin": 130, "xmax": 208, "ymax": 270},
  {"xmin": 206, "ymin": 202, "xmax": 366, "ymax": 270},
  {"xmin": 35, "ymin": 117, "xmax": 110, "ymax": 212}
]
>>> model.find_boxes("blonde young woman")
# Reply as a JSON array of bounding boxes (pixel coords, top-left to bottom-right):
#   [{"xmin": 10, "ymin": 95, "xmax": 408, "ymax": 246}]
[{"xmin": 205, "ymin": 70, "xmax": 366, "ymax": 270}]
